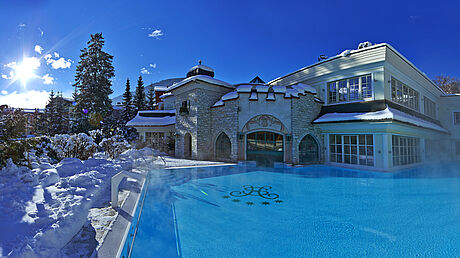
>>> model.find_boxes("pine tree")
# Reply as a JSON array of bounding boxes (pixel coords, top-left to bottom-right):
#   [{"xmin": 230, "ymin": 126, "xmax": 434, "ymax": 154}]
[
  {"xmin": 73, "ymin": 33, "xmax": 115, "ymax": 132},
  {"xmin": 44, "ymin": 90, "xmax": 56, "ymax": 134},
  {"xmin": 146, "ymin": 86, "xmax": 155, "ymax": 110},
  {"xmin": 122, "ymin": 78, "xmax": 134, "ymax": 122},
  {"xmin": 133, "ymin": 75, "xmax": 146, "ymax": 113}
]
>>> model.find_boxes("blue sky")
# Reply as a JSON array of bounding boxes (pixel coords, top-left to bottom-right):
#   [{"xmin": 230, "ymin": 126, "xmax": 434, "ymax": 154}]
[{"xmin": 1, "ymin": 0, "xmax": 459, "ymax": 108}]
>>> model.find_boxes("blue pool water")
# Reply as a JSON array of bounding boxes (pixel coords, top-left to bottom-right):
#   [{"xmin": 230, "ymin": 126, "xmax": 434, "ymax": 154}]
[{"xmin": 122, "ymin": 164, "xmax": 460, "ymax": 257}]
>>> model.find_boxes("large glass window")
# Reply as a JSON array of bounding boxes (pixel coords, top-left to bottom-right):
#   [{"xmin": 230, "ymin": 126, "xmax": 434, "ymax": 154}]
[
  {"xmin": 327, "ymin": 74, "xmax": 373, "ymax": 104},
  {"xmin": 423, "ymin": 97, "xmax": 436, "ymax": 118},
  {"xmin": 392, "ymin": 135, "xmax": 420, "ymax": 166},
  {"xmin": 329, "ymin": 134, "xmax": 374, "ymax": 166},
  {"xmin": 391, "ymin": 77, "xmax": 419, "ymax": 111},
  {"xmin": 456, "ymin": 142, "xmax": 460, "ymax": 158}
]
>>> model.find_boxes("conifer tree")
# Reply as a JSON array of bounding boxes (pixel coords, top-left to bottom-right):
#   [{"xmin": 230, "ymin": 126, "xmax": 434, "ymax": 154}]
[
  {"xmin": 122, "ymin": 78, "xmax": 134, "ymax": 122},
  {"xmin": 146, "ymin": 86, "xmax": 155, "ymax": 110},
  {"xmin": 73, "ymin": 33, "xmax": 115, "ymax": 132},
  {"xmin": 133, "ymin": 75, "xmax": 146, "ymax": 113}
]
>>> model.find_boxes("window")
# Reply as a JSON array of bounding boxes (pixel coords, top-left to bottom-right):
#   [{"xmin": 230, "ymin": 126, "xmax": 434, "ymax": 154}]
[
  {"xmin": 454, "ymin": 112, "xmax": 460, "ymax": 125},
  {"xmin": 327, "ymin": 74, "xmax": 373, "ymax": 104},
  {"xmin": 392, "ymin": 135, "xmax": 420, "ymax": 167},
  {"xmin": 423, "ymin": 97, "xmax": 436, "ymax": 118},
  {"xmin": 179, "ymin": 100, "xmax": 189, "ymax": 115},
  {"xmin": 329, "ymin": 134, "xmax": 374, "ymax": 166},
  {"xmin": 391, "ymin": 78, "xmax": 419, "ymax": 111}
]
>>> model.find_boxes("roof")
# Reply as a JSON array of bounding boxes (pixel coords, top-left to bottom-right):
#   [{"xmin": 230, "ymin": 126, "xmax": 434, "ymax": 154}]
[
  {"xmin": 188, "ymin": 64, "xmax": 214, "ymax": 73},
  {"xmin": 126, "ymin": 110, "xmax": 176, "ymax": 127},
  {"xmin": 212, "ymin": 83, "xmax": 317, "ymax": 108},
  {"xmin": 167, "ymin": 75, "xmax": 234, "ymax": 92},
  {"xmin": 313, "ymin": 105, "xmax": 448, "ymax": 133},
  {"xmin": 268, "ymin": 43, "xmax": 445, "ymax": 94}
]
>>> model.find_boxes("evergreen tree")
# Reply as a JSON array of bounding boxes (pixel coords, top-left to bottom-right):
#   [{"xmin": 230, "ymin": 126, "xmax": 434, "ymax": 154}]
[
  {"xmin": 146, "ymin": 86, "xmax": 155, "ymax": 110},
  {"xmin": 133, "ymin": 75, "xmax": 146, "ymax": 113},
  {"xmin": 122, "ymin": 78, "xmax": 134, "ymax": 122},
  {"xmin": 73, "ymin": 33, "xmax": 115, "ymax": 132},
  {"xmin": 44, "ymin": 90, "xmax": 56, "ymax": 134}
]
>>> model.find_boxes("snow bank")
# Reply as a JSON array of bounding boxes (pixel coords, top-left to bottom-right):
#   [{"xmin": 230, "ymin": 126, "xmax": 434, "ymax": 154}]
[{"xmin": 0, "ymin": 148, "xmax": 157, "ymax": 257}]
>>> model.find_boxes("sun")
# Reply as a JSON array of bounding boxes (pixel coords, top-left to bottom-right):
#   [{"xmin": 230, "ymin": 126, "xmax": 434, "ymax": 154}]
[{"xmin": 14, "ymin": 57, "xmax": 40, "ymax": 85}]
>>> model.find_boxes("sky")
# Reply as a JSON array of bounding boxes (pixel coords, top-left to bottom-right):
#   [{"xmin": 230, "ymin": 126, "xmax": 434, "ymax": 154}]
[{"xmin": 1, "ymin": 0, "xmax": 460, "ymax": 108}]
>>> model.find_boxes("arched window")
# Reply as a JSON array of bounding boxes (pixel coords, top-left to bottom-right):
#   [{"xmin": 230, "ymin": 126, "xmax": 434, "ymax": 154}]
[
  {"xmin": 184, "ymin": 133, "xmax": 192, "ymax": 158},
  {"xmin": 299, "ymin": 134, "xmax": 319, "ymax": 164},
  {"xmin": 215, "ymin": 132, "xmax": 231, "ymax": 160}
]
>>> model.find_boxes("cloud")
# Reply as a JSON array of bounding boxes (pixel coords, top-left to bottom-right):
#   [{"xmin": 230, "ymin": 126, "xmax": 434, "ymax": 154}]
[
  {"xmin": 148, "ymin": 29, "xmax": 163, "ymax": 38},
  {"xmin": 18, "ymin": 23, "xmax": 26, "ymax": 28},
  {"xmin": 34, "ymin": 45, "xmax": 44, "ymax": 54},
  {"xmin": 1, "ymin": 71, "xmax": 15, "ymax": 80},
  {"xmin": 4, "ymin": 62, "xmax": 17, "ymax": 69},
  {"xmin": 149, "ymin": 63, "xmax": 157, "ymax": 68},
  {"xmin": 42, "ymin": 74, "xmax": 54, "ymax": 84},
  {"xmin": 38, "ymin": 27, "xmax": 44, "ymax": 37},
  {"xmin": 0, "ymin": 90, "xmax": 50, "ymax": 109},
  {"xmin": 1, "ymin": 90, "xmax": 7, "ymax": 95},
  {"xmin": 140, "ymin": 67, "xmax": 150, "ymax": 75},
  {"xmin": 45, "ymin": 55, "xmax": 72, "ymax": 69}
]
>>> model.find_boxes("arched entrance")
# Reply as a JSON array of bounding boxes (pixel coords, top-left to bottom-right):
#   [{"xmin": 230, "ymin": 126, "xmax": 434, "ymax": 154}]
[
  {"xmin": 215, "ymin": 132, "xmax": 231, "ymax": 160},
  {"xmin": 246, "ymin": 131, "xmax": 283, "ymax": 166},
  {"xmin": 184, "ymin": 133, "xmax": 192, "ymax": 158},
  {"xmin": 299, "ymin": 134, "xmax": 319, "ymax": 164}
]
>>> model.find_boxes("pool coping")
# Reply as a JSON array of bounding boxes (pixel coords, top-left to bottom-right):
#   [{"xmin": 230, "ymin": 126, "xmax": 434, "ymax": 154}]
[{"xmin": 98, "ymin": 163, "xmax": 236, "ymax": 258}]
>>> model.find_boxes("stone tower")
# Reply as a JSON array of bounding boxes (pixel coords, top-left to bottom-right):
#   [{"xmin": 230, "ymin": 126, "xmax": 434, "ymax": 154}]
[{"xmin": 170, "ymin": 62, "xmax": 235, "ymax": 160}]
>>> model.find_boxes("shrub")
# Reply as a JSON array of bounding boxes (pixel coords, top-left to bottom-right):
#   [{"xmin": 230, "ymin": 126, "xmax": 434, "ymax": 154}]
[
  {"xmin": 50, "ymin": 133, "xmax": 97, "ymax": 160},
  {"xmin": 99, "ymin": 135, "xmax": 130, "ymax": 159}
]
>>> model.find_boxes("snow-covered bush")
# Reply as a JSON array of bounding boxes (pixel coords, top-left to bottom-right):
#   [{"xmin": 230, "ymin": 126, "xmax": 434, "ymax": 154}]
[
  {"xmin": 50, "ymin": 133, "xmax": 97, "ymax": 160},
  {"xmin": 99, "ymin": 135, "xmax": 130, "ymax": 159}
]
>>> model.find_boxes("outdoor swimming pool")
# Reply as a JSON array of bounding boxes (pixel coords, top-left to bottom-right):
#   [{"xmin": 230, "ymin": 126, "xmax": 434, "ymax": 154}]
[{"xmin": 121, "ymin": 164, "xmax": 460, "ymax": 257}]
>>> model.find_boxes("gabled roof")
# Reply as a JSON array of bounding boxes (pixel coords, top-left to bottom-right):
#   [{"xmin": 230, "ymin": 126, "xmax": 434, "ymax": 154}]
[{"xmin": 126, "ymin": 110, "xmax": 176, "ymax": 127}]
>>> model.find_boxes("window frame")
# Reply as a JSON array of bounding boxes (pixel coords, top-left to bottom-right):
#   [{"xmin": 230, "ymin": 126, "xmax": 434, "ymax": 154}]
[
  {"xmin": 328, "ymin": 134, "xmax": 374, "ymax": 167},
  {"xmin": 423, "ymin": 96, "xmax": 437, "ymax": 119},
  {"xmin": 453, "ymin": 111, "xmax": 460, "ymax": 125},
  {"xmin": 327, "ymin": 74, "xmax": 373, "ymax": 105},
  {"xmin": 390, "ymin": 77, "xmax": 420, "ymax": 111},
  {"xmin": 391, "ymin": 135, "xmax": 421, "ymax": 167}
]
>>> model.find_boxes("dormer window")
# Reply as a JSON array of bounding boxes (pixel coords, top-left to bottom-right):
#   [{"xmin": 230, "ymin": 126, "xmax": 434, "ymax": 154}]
[{"xmin": 179, "ymin": 100, "xmax": 190, "ymax": 115}]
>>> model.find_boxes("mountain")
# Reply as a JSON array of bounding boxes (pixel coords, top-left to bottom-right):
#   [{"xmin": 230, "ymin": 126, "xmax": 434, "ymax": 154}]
[{"xmin": 112, "ymin": 78, "xmax": 184, "ymax": 106}]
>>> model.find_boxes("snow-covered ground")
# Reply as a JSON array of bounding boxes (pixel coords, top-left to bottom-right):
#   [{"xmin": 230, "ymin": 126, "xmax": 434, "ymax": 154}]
[{"xmin": 0, "ymin": 147, "xmax": 225, "ymax": 257}]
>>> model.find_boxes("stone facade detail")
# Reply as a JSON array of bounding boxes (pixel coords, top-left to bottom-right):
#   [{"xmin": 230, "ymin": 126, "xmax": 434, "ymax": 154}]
[
  {"xmin": 291, "ymin": 93, "xmax": 323, "ymax": 164},
  {"xmin": 210, "ymin": 100, "xmax": 239, "ymax": 161}
]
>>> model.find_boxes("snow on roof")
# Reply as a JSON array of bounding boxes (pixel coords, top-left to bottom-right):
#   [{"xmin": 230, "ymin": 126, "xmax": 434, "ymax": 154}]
[
  {"xmin": 249, "ymin": 91, "xmax": 258, "ymax": 100},
  {"xmin": 138, "ymin": 109, "xmax": 175, "ymax": 114},
  {"xmin": 188, "ymin": 64, "xmax": 214, "ymax": 73},
  {"xmin": 313, "ymin": 106, "xmax": 448, "ymax": 133},
  {"xmin": 212, "ymin": 99, "xmax": 225, "ymax": 108},
  {"xmin": 314, "ymin": 97, "xmax": 324, "ymax": 103},
  {"xmin": 154, "ymin": 86, "xmax": 168, "ymax": 91},
  {"xmin": 255, "ymin": 85, "xmax": 269, "ymax": 93},
  {"xmin": 272, "ymin": 86, "xmax": 286, "ymax": 93},
  {"xmin": 440, "ymin": 93, "xmax": 460, "ymax": 97},
  {"xmin": 236, "ymin": 84, "xmax": 253, "ymax": 93},
  {"xmin": 167, "ymin": 75, "xmax": 234, "ymax": 92},
  {"xmin": 126, "ymin": 114, "xmax": 175, "ymax": 127},
  {"xmin": 221, "ymin": 91, "xmax": 239, "ymax": 101},
  {"xmin": 160, "ymin": 92, "xmax": 173, "ymax": 99}
]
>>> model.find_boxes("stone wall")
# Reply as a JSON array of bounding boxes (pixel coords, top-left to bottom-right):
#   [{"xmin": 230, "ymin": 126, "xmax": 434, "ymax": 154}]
[
  {"xmin": 174, "ymin": 89, "xmax": 198, "ymax": 159},
  {"xmin": 210, "ymin": 99, "xmax": 239, "ymax": 161},
  {"xmin": 291, "ymin": 93, "xmax": 323, "ymax": 164}
]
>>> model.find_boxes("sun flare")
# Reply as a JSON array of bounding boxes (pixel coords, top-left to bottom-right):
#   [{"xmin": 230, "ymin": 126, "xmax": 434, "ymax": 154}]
[{"xmin": 14, "ymin": 57, "xmax": 40, "ymax": 85}]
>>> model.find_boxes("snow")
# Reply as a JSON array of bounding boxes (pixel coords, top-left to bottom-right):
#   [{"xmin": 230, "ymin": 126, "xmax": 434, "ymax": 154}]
[
  {"xmin": 236, "ymin": 84, "xmax": 253, "ymax": 93},
  {"xmin": 272, "ymin": 86, "xmax": 287, "ymax": 93},
  {"xmin": 168, "ymin": 75, "xmax": 234, "ymax": 92},
  {"xmin": 0, "ymin": 146, "xmax": 224, "ymax": 257},
  {"xmin": 255, "ymin": 85, "xmax": 269, "ymax": 93},
  {"xmin": 249, "ymin": 91, "xmax": 258, "ymax": 100},
  {"xmin": 159, "ymin": 92, "xmax": 173, "ymax": 99},
  {"xmin": 267, "ymin": 92, "xmax": 275, "ymax": 100},
  {"xmin": 313, "ymin": 106, "xmax": 448, "ymax": 133},
  {"xmin": 187, "ymin": 64, "xmax": 214, "ymax": 73},
  {"xmin": 221, "ymin": 91, "xmax": 239, "ymax": 101},
  {"xmin": 154, "ymin": 86, "xmax": 168, "ymax": 92},
  {"xmin": 211, "ymin": 99, "xmax": 224, "ymax": 108},
  {"xmin": 126, "ymin": 114, "xmax": 175, "ymax": 126}
]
